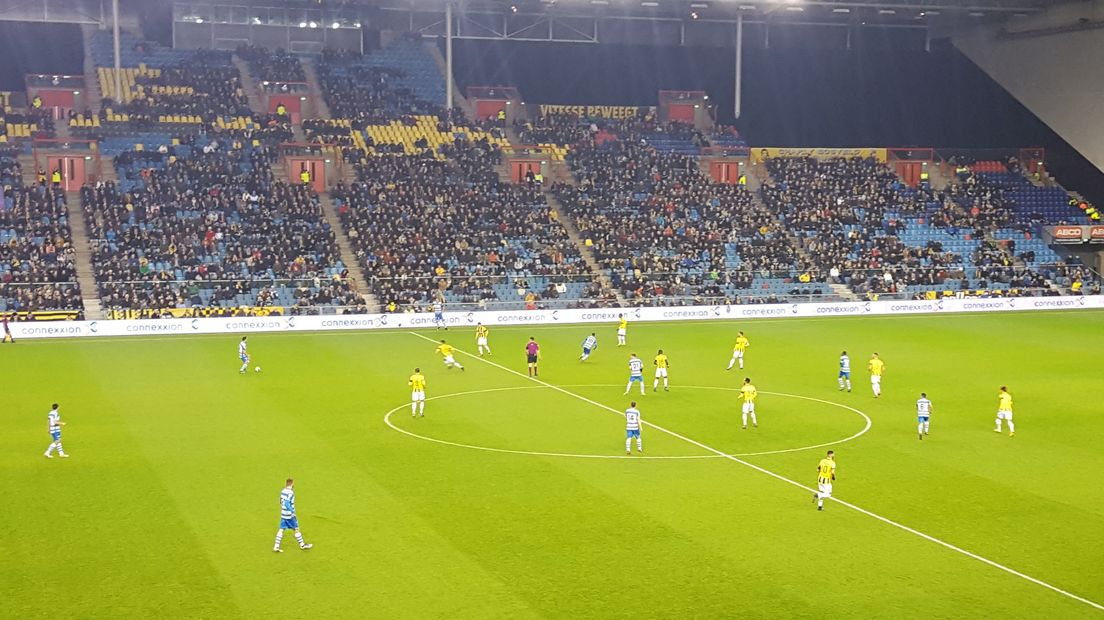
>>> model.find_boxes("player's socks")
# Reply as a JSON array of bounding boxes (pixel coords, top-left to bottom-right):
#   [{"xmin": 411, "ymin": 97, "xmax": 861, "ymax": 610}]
[
  {"xmin": 45, "ymin": 442, "xmax": 55, "ymax": 457},
  {"xmin": 924, "ymin": 422, "xmax": 930, "ymax": 435},
  {"xmin": 726, "ymin": 359, "xmax": 735, "ymax": 370},
  {"xmin": 44, "ymin": 451, "xmax": 52, "ymax": 458},
  {"xmin": 739, "ymin": 360, "xmax": 744, "ymax": 369},
  {"xmin": 1007, "ymin": 421, "xmax": 1015, "ymax": 434},
  {"xmin": 637, "ymin": 439, "xmax": 642, "ymax": 453},
  {"xmin": 625, "ymin": 438, "xmax": 631, "ymax": 453},
  {"xmin": 741, "ymin": 413, "xmax": 748, "ymax": 428},
  {"xmin": 846, "ymin": 380, "xmax": 852, "ymax": 391},
  {"xmin": 663, "ymin": 379, "xmax": 669, "ymax": 390},
  {"xmin": 411, "ymin": 403, "xmax": 417, "ymax": 417},
  {"xmin": 750, "ymin": 413, "xmax": 757, "ymax": 427},
  {"xmin": 419, "ymin": 402, "xmax": 425, "ymax": 417},
  {"xmin": 994, "ymin": 419, "xmax": 1002, "ymax": 432},
  {"xmin": 838, "ymin": 378, "xmax": 844, "ymax": 390},
  {"xmin": 274, "ymin": 530, "xmax": 284, "ymax": 550},
  {"xmin": 294, "ymin": 532, "xmax": 308, "ymax": 548}
]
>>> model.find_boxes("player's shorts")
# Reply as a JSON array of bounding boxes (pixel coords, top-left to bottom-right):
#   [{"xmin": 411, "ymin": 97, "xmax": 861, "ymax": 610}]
[
  {"xmin": 629, "ymin": 375, "xmax": 643, "ymax": 383},
  {"xmin": 50, "ymin": 430, "xmax": 61, "ymax": 441},
  {"xmin": 477, "ymin": 337, "xmax": 488, "ymax": 346},
  {"xmin": 443, "ymin": 355, "xmax": 456, "ymax": 365},
  {"xmin": 279, "ymin": 517, "xmax": 299, "ymax": 530},
  {"xmin": 733, "ymin": 350, "xmax": 745, "ymax": 359},
  {"xmin": 434, "ymin": 312, "xmax": 444, "ymax": 321},
  {"xmin": 626, "ymin": 429, "xmax": 641, "ymax": 439},
  {"xmin": 240, "ymin": 354, "xmax": 249, "ymax": 363},
  {"xmin": 742, "ymin": 402, "xmax": 755, "ymax": 414},
  {"xmin": 839, "ymin": 371, "xmax": 850, "ymax": 378},
  {"xmin": 617, "ymin": 328, "xmax": 626, "ymax": 336},
  {"xmin": 871, "ymin": 375, "xmax": 882, "ymax": 385},
  {"xmin": 917, "ymin": 415, "xmax": 929, "ymax": 423},
  {"xmin": 582, "ymin": 347, "xmax": 592, "ymax": 355},
  {"xmin": 817, "ymin": 482, "xmax": 833, "ymax": 496},
  {"xmin": 411, "ymin": 390, "xmax": 425, "ymax": 402},
  {"xmin": 527, "ymin": 354, "xmax": 538, "ymax": 364},
  {"xmin": 655, "ymin": 368, "xmax": 668, "ymax": 378},
  {"xmin": 997, "ymin": 409, "xmax": 1013, "ymax": 420}
]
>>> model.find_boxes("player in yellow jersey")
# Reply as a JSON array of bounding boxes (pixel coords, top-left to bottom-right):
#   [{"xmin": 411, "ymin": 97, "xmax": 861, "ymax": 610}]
[
  {"xmin": 867, "ymin": 353, "xmax": 885, "ymax": 398},
  {"xmin": 408, "ymin": 368, "xmax": 427, "ymax": 417},
  {"xmin": 652, "ymin": 349, "xmax": 670, "ymax": 392},
  {"xmin": 814, "ymin": 450, "xmax": 836, "ymax": 511},
  {"xmin": 994, "ymin": 385, "xmax": 1015, "ymax": 436},
  {"xmin": 617, "ymin": 314, "xmax": 628, "ymax": 346},
  {"xmin": 726, "ymin": 331, "xmax": 750, "ymax": 370},
  {"xmin": 475, "ymin": 323, "xmax": 491, "ymax": 356},
  {"xmin": 435, "ymin": 340, "xmax": 465, "ymax": 371},
  {"xmin": 740, "ymin": 377, "xmax": 758, "ymax": 429}
]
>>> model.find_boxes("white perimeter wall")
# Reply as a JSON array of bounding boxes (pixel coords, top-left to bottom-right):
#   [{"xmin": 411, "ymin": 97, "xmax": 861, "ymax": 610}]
[
  {"xmin": 952, "ymin": 2, "xmax": 1104, "ymax": 175},
  {"xmin": 7, "ymin": 296, "xmax": 1102, "ymax": 340}
]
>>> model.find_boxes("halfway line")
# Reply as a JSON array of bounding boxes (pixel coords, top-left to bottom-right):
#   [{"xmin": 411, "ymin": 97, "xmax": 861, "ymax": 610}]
[{"xmin": 407, "ymin": 330, "xmax": 1104, "ymax": 612}]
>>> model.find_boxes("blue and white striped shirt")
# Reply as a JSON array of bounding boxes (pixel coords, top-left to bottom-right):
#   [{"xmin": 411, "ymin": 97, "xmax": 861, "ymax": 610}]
[
  {"xmin": 625, "ymin": 408, "xmax": 641, "ymax": 430},
  {"xmin": 239, "ymin": 341, "xmax": 248, "ymax": 358},
  {"xmin": 917, "ymin": 398, "xmax": 932, "ymax": 416},
  {"xmin": 280, "ymin": 488, "xmax": 296, "ymax": 519},
  {"xmin": 583, "ymin": 335, "xmax": 597, "ymax": 350},
  {"xmin": 48, "ymin": 410, "xmax": 60, "ymax": 432},
  {"xmin": 840, "ymin": 355, "xmax": 851, "ymax": 373},
  {"xmin": 629, "ymin": 358, "xmax": 643, "ymax": 376}
]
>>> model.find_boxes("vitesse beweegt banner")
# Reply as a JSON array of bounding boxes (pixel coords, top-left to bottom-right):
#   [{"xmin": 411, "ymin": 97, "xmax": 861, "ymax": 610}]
[
  {"xmin": 539, "ymin": 105, "xmax": 650, "ymax": 119},
  {"xmin": 752, "ymin": 147, "xmax": 888, "ymax": 163}
]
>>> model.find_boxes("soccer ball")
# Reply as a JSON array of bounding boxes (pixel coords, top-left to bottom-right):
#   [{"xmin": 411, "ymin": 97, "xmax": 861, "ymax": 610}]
[{"xmin": 254, "ymin": 366, "xmax": 262, "ymax": 373}]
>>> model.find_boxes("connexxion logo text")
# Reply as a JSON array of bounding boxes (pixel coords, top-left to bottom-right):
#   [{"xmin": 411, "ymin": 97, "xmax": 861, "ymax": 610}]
[{"xmin": 20, "ymin": 325, "xmax": 84, "ymax": 336}]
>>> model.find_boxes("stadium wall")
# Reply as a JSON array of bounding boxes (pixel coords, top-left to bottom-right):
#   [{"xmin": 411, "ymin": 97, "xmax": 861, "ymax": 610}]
[
  {"xmin": 9, "ymin": 297, "xmax": 1101, "ymax": 340},
  {"xmin": 952, "ymin": 3, "xmax": 1104, "ymax": 179}
]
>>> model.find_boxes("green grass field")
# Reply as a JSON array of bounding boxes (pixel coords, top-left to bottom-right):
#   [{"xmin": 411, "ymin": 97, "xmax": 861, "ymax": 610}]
[{"xmin": 4, "ymin": 310, "xmax": 1104, "ymax": 618}]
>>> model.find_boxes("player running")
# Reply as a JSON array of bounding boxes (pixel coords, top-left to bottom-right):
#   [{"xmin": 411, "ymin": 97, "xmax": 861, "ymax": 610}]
[
  {"xmin": 624, "ymin": 353, "xmax": 645, "ymax": 395},
  {"xmin": 740, "ymin": 377, "xmax": 758, "ymax": 429},
  {"xmin": 868, "ymin": 353, "xmax": 885, "ymax": 398},
  {"xmin": 238, "ymin": 336, "xmax": 250, "ymax": 374},
  {"xmin": 616, "ymin": 314, "xmax": 627, "ymax": 346},
  {"xmin": 580, "ymin": 333, "xmax": 598, "ymax": 361},
  {"xmin": 838, "ymin": 351, "xmax": 852, "ymax": 392},
  {"xmin": 994, "ymin": 385, "xmax": 1015, "ymax": 437},
  {"xmin": 726, "ymin": 331, "xmax": 750, "ymax": 370},
  {"xmin": 432, "ymin": 299, "xmax": 446, "ymax": 330},
  {"xmin": 916, "ymin": 392, "xmax": 933, "ymax": 439},
  {"xmin": 436, "ymin": 340, "xmax": 464, "ymax": 370},
  {"xmin": 475, "ymin": 323, "xmax": 491, "ymax": 356},
  {"xmin": 624, "ymin": 401, "xmax": 643, "ymax": 455},
  {"xmin": 813, "ymin": 450, "xmax": 836, "ymax": 511},
  {"xmin": 273, "ymin": 478, "xmax": 312, "ymax": 552},
  {"xmin": 526, "ymin": 337, "xmax": 540, "ymax": 377},
  {"xmin": 409, "ymin": 368, "xmax": 427, "ymax": 418},
  {"xmin": 43, "ymin": 403, "xmax": 68, "ymax": 459},
  {"xmin": 653, "ymin": 349, "xmax": 669, "ymax": 392}
]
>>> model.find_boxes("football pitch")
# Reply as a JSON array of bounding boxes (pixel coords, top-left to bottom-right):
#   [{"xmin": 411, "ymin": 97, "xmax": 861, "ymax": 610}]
[{"xmin": 4, "ymin": 310, "xmax": 1104, "ymax": 618}]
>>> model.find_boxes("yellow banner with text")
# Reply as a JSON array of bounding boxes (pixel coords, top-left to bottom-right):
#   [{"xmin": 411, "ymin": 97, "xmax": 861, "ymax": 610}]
[{"xmin": 751, "ymin": 147, "xmax": 888, "ymax": 163}]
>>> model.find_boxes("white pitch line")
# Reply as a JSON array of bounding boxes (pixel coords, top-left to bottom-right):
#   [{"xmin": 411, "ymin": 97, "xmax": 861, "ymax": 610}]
[
  {"xmin": 384, "ymin": 381, "xmax": 865, "ymax": 458},
  {"xmin": 408, "ymin": 331, "xmax": 1104, "ymax": 612}
]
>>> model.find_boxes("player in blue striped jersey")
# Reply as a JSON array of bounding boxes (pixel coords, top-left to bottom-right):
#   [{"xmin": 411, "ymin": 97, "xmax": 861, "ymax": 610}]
[
  {"xmin": 623, "ymin": 354, "xmax": 645, "ymax": 395},
  {"xmin": 432, "ymin": 300, "xmax": 446, "ymax": 330},
  {"xmin": 916, "ymin": 393, "xmax": 933, "ymax": 440},
  {"xmin": 238, "ymin": 336, "xmax": 250, "ymax": 374},
  {"xmin": 625, "ymin": 402, "xmax": 643, "ymax": 455},
  {"xmin": 579, "ymin": 333, "xmax": 598, "ymax": 361},
  {"xmin": 273, "ymin": 478, "xmax": 312, "ymax": 552},
  {"xmin": 43, "ymin": 403, "xmax": 69, "ymax": 459},
  {"xmin": 837, "ymin": 351, "xmax": 852, "ymax": 392}
]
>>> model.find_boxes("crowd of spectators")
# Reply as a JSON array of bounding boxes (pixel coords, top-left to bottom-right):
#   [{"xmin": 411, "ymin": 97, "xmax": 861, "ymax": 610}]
[
  {"xmin": 0, "ymin": 168, "xmax": 83, "ymax": 317},
  {"xmin": 236, "ymin": 45, "xmax": 307, "ymax": 91},
  {"xmin": 318, "ymin": 49, "xmax": 448, "ymax": 128},
  {"xmin": 332, "ymin": 137, "xmax": 595, "ymax": 310},
  {"xmin": 81, "ymin": 141, "xmax": 364, "ymax": 315},
  {"xmin": 102, "ymin": 51, "xmax": 253, "ymax": 128},
  {"xmin": 557, "ymin": 138, "xmax": 799, "ymax": 303},
  {"xmin": 516, "ymin": 113, "xmax": 706, "ymax": 148}
]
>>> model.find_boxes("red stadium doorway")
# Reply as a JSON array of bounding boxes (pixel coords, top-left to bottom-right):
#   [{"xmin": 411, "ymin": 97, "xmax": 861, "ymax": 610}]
[{"xmin": 45, "ymin": 156, "xmax": 86, "ymax": 191}]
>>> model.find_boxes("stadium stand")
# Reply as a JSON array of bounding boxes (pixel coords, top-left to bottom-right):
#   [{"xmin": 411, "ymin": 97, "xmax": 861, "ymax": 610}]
[
  {"xmin": 0, "ymin": 155, "xmax": 83, "ymax": 318},
  {"xmin": 332, "ymin": 137, "xmax": 596, "ymax": 311},
  {"xmin": 81, "ymin": 138, "xmax": 364, "ymax": 318},
  {"xmin": 236, "ymin": 45, "xmax": 307, "ymax": 92},
  {"xmin": 558, "ymin": 136, "xmax": 809, "ymax": 304}
]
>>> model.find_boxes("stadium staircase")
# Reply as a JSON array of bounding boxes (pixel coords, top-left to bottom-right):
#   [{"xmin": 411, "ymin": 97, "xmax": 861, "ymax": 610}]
[
  {"xmin": 301, "ymin": 60, "xmax": 333, "ymax": 120},
  {"xmin": 425, "ymin": 41, "xmax": 472, "ymax": 118},
  {"xmin": 62, "ymin": 193, "xmax": 104, "ymax": 319},
  {"xmin": 79, "ymin": 25, "xmax": 104, "ymax": 115},
  {"xmin": 231, "ymin": 56, "xmax": 268, "ymax": 118},
  {"xmin": 829, "ymin": 283, "xmax": 858, "ymax": 301},
  {"xmin": 544, "ymin": 193, "xmax": 627, "ymax": 305},
  {"xmin": 317, "ymin": 192, "xmax": 377, "ymax": 310}
]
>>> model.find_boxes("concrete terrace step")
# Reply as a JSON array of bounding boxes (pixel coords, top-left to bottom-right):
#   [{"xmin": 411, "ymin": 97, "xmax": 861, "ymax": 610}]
[
  {"xmin": 318, "ymin": 191, "xmax": 377, "ymax": 310},
  {"xmin": 64, "ymin": 191, "xmax": 105, "ymax": 319},
  {"xmin": 544, "ymin": 192, "xmax": 626, "ymax": 306}
]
